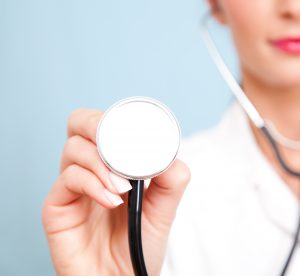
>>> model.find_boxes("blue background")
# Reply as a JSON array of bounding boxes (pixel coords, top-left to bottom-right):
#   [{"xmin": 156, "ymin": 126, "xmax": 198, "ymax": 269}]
[{"xmin": 0, "ymin": 0, "xmax": 238, "ymax": 275}]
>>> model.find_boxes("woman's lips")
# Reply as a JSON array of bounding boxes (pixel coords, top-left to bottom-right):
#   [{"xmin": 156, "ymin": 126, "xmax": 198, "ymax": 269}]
[{"xmin": 271, "ymin": 38, "xmax": 300, "ymax": 54}]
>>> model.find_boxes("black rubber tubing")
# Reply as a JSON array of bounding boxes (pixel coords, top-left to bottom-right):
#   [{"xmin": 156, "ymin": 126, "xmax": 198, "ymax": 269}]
[
  {"xmin": 128, "ymin": 179, "xmax": 148, "ymax": 276},
  {"xmin": 261, "ymin": 126, "xmax": 300, "ymax": 275}
]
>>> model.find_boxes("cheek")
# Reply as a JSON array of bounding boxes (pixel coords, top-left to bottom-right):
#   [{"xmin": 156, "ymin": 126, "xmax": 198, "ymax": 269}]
[{"xmin": 222, "ymin": 0, "xmax": 268, "ymax": 61}]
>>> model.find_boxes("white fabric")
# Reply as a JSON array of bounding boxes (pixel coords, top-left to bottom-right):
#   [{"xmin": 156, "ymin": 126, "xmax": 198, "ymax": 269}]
[{"xmin": 160, "ymin": 100, "xmax": 300, "ymax": 276}]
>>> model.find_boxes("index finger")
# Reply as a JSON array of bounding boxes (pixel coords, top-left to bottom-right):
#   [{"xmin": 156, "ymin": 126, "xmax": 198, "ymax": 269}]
[{"xmin": 67, "ymin": 108, "xmax": 103, "ymax": 144}]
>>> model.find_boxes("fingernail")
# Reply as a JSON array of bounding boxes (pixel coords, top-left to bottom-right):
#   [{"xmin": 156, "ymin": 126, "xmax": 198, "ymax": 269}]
[
  {"xmin": 103, "ymin": 189, "xmax": 124, "ymax": 206},
  {"xmin": 108, "ymin": 172, "xmax": 132, "ymax": 193}
]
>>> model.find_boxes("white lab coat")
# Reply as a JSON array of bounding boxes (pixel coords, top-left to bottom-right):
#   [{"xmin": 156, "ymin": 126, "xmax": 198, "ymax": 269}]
[{"xmin": 160, "ymin": 100, "xmax": 299, "ymax": 276}]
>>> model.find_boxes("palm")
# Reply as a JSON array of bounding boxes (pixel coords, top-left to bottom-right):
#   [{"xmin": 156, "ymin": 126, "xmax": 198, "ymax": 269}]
[
  {"xmin": 45, "ymin": 194, "xmax": 134, "ymax": 275},
  {"xmin": 45, "ymin": 188, "xmax": 171, "ymax": 276}
]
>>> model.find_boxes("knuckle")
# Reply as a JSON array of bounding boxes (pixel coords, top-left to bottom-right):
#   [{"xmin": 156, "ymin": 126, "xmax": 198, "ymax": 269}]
[
  {"xmin": 61, "ymin": 164, "xmax": 81, "ymax": 184},
  {"xmin": 63, "ymin": 135, "xmax": 82, "ymax": 155},
  {"xmin": 41, "ymin": 198, "xmax": 50, "ymax": 225},
  {"xmin": 67, "ymin": 108, "xmax": 103, "ymax": 140},
  {"xmin": 87, "ymin": 111, "xmax": 103, "ymax": 131},
  {"xmin": 175, "ymin": 160, "xmax": 191, "ymax": 184},
  {"xmin": 67, "ymin": 108, "xmax": 86, "ymax": 124},
  {"xmin": 65, "ymin": 163, "xmax": 81, "ymax": 176},
  {"xmin": 67, "ymin": 109, "xmax": 83, "ymax": 137},
  {"xmin": 67, "ymin": 108, "xmax": 84, "ymax": 130}
]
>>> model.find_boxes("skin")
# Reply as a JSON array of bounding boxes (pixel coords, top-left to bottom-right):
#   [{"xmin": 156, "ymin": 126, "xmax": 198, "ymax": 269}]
[
  {"xmin": 209, "ymin": 0, "xmax": 300, "ymax": 199},
  {"xmin": 42, "ymin": 1, "xmax": 300, "ymax": 275},
  {"xmin": 42, "ymin": 108, "xmax": 191, "ymax": 275}
]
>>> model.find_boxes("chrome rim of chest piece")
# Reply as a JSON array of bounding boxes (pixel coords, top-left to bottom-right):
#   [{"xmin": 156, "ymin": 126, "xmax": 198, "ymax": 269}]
[{"xmin": 96, "ymin": 96, "xmax": 181, "ymax": 180}]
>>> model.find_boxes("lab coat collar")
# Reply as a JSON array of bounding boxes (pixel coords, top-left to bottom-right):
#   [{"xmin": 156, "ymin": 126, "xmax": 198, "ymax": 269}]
[{"xmin": 229, "ymin": 100, "xmax": 299, "ymax": 236}]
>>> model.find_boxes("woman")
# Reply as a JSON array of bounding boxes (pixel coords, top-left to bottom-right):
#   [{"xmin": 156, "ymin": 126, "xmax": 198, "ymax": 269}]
[{"xmin": 42, "ymin": 0, "xmax": 300, "ymax": 275}]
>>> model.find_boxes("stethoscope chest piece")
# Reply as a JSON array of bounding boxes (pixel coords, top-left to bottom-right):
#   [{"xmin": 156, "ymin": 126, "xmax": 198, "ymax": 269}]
[
  {"xmin": 96, "ymin": 96, "xmax": 181, "ymax": 180},
  {"xmin": 96, "ymin": 96, "xmax": 181, "ymax": 276}
]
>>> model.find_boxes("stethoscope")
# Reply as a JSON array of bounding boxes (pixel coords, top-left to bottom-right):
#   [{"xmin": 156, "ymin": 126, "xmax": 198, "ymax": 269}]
[
  {"xmin": 95, "ymin": 10, "xmax": 300, "ymax": 276},
  {"xmin": 96, "ymin": 96, "xmax": 181, "ymax": 276}
]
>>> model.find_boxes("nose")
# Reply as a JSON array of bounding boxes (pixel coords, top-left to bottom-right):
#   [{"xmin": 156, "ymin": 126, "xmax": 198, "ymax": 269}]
[{"xmin": 278, "ymin": 0, "xmax": 300, "ymax": 21}]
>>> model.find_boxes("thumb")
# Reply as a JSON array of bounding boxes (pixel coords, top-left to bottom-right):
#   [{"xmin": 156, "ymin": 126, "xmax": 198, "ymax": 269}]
[{"xmin": 142, "ymin": 158, "xmax": 191, "ymax": 231}]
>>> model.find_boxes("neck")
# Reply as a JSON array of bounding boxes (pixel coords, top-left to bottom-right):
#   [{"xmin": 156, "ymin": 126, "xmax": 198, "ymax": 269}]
[{"xmin": 241, "ymin": 70, "xmax": 300, "ymax": 141}]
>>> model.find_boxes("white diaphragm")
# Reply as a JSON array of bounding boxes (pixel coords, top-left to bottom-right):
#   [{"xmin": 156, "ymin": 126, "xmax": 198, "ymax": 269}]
[{"xmin": 96, "ymin": 96, "xmax": 181, "ymax": 180}]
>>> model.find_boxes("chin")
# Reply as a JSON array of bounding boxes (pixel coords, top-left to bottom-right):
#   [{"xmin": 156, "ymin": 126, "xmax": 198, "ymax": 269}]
[
  {"xmin": 265, "ymin": 72, "xmax": 300, "ymax": 88},
  {"xmin": 252, "ymin": 45, "xmax": 300, "ymax": 87},
  {"xmin": 250, "ymin": 56, "xmax": 300, "ymax": 88},
  {"xmin": 270, "ymin": 64, "xmax": 300, "ymax": 87}
]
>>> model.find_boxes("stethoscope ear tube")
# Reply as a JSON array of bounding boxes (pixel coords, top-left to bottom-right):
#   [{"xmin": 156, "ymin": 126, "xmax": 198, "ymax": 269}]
[
  {"xmin": 199, "ymin": 11, "xmax": 265, "ymax": 129},
  {"xmin": 261, "ymin": 126, "xmax": 300, "ymax": 177},
  {"xmin": 128, "ymin": 179, "xmax": 148, "ymax": 276}
]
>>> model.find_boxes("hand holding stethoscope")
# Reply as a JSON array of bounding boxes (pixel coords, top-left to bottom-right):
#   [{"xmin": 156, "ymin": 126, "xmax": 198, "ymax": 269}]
[{"xmin": 42, "ymin": 97, "xmax": 190, "ymax": 275}]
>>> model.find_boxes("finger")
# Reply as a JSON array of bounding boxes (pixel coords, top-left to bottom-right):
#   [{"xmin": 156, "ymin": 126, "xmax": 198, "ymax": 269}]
[
  {"xmin": 46, "ymin": 164, "xmax": 124, "ymax": 208},
  {"xmin": 67, "ymin": 108, "xmax": 102, "ymax": 144},
  {"xmin": 143, "ymin": 158, "xmax": 191, "ymax": 229},
  {"xmin": 60, "ymin": 135, "xmax": 132, "ymax": 195}
]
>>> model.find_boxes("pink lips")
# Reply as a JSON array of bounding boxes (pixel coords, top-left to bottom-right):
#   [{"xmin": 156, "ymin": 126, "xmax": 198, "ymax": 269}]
[{"xmin": 271, "ymin": 38, "xmax": 300, "ymax": 54}]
